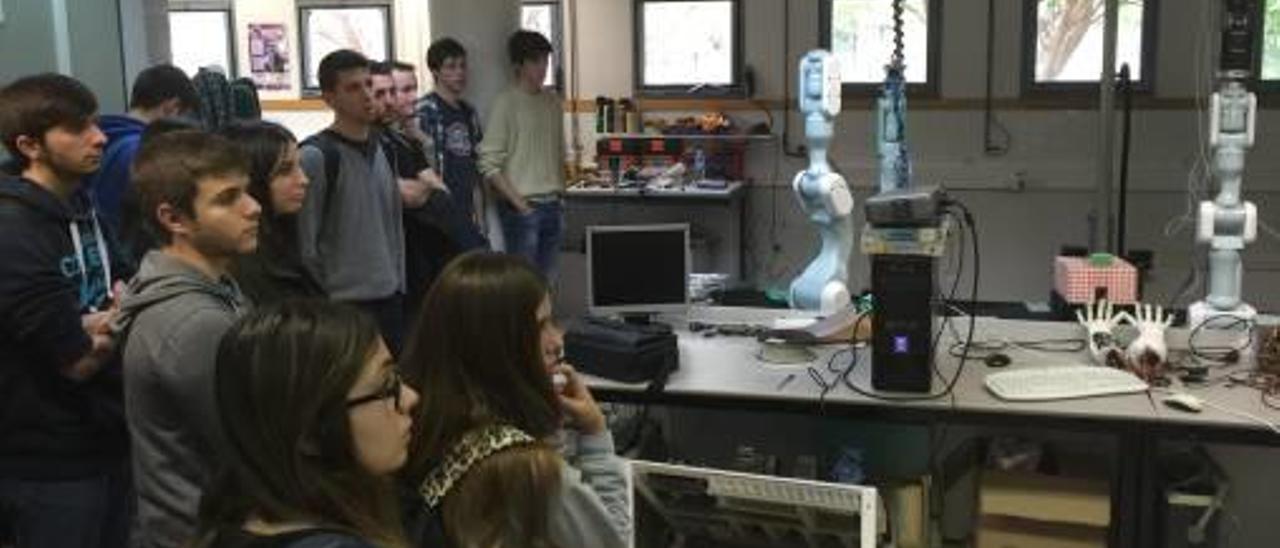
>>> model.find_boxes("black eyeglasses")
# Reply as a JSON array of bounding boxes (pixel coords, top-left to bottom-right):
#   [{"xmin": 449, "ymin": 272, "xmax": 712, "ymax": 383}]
[{"xmin": 346, "ymin": 368, "xmax": 404, "ymax": 411}]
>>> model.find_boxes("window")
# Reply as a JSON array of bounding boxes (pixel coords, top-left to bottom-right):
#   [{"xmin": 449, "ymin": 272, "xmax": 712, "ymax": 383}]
[
  {"xmin": 819, "ymin": 0, "xmax": 940, "ymax": 94},
  {"xmin": 168, "ymin": 9, "xmax": 235, "ymax": 77},
  {"xmin": 1023, "ymin": 0, "xmax": 1158, "ymax": 91},
  {"xmin": 298, "ymin": 4, "xmax": 392, "ymax": 92},
  {"xmin": 1260, "ymin": 0, "xmax": 1280, "ymax": 82},
  {"xmin": 634, "ymin": 0, "xmax": 743, "ymax": 96},
  {"xmin": 521, "ymin": 1, "xmax": 562, "ymax": 89}
]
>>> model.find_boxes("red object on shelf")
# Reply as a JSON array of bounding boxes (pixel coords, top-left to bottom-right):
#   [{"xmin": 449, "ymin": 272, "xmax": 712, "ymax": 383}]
[{"xmin": 594, "ymin": 134, "xmax": 751, "ymax": 180}]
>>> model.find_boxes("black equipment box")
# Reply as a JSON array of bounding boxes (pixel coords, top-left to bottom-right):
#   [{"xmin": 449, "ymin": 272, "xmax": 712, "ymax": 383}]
[
  {"xmin": 564, "ymin": 316, "xmax": 679, "ymax": 384},
  {"xmin": 871, "ymin": 254, "xmax": 936, "ymax": 393}
]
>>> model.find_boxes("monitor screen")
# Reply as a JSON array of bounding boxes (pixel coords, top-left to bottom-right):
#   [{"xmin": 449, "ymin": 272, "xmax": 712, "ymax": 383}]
[{"xmin": 588, "ymin": 224, "xmax": 690, "ymax": 314}]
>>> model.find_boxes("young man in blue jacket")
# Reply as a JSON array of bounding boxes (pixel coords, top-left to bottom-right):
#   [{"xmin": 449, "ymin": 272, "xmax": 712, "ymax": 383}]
[
  {"xmin": 0, "ymin": 73, "xmax": 128, "ymax": 548},
  {"xmin": 84, "ymin": 64, "xmax": 198, "ymax": 271}
]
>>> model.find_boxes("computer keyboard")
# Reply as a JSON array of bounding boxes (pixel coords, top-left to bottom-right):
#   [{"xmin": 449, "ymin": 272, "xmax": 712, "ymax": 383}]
[{"xmin": 985, "ymin": 365, "xmax": 1149, "ymax": 401}]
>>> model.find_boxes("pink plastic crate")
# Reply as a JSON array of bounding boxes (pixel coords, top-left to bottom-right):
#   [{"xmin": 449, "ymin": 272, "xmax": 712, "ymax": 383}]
[{"xmin": 1054, "ymin": 256, "xmax": 1138, "ymax": 304}]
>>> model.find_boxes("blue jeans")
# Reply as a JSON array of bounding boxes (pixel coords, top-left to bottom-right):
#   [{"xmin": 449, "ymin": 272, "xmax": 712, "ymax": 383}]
[
  {"xmin": 499, "ymin": 199, "xmax": 564, "ymax": 280},
  {"xmin": 0, "ymin": 464, "xmax": 130, "ymax": 548}
]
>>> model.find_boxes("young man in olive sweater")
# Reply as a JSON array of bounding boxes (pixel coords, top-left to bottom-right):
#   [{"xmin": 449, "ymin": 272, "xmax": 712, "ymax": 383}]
[{"xmin": 479, "ymin": 30, "xmax": 565, "ymax": 280}]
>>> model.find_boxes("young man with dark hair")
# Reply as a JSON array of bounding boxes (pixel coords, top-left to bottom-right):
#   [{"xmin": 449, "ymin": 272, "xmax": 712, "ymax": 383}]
[
  {"xmin": 0, "ymin": 73, "xmax": 129, "ymax": 548},
  {"xmin": 298, "ymin": 49, "xmax": 408, "ymax": 355},
  {"xmin": 391, "ymin": 61, "xmax": 419, "ymax": 126},
  {"xmin": 418, "ymin": 38, "xmax": 487, "ymax": 240},
  {"xmin": 369, "ymin": 60, "xmax": 397, "ymax": 126},
  {"xmin": 480, "ymin": 30, "xmax": 566, "ymax": 279},
  {"xmin": 116, "ymin": 130, "xmax": 260, "ymax": 548},
  {"xmin": 85, "ymin": 64, "xmax": 197, "ymax": 264},
  {"xmin": 376, "ymin": 57, "xmax": 486, "ymax": 311}
]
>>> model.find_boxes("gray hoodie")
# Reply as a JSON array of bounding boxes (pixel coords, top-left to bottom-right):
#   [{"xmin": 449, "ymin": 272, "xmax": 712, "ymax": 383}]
[
  {"xmin": 550, "ymin": 431, "xmax": 632, "ymax": 548},
  {"xmin": 115, "ymin": 251, "xmax": 248, "ymax": 548}
]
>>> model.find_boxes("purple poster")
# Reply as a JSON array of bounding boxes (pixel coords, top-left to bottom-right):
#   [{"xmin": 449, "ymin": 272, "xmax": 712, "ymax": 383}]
[{"xmin": 249, "ymin": 23, "xmax": 290, "ymax": 90}]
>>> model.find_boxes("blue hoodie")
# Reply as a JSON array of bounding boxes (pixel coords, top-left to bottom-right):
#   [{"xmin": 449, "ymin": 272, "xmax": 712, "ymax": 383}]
[
  {"xmin": 85, "ymin": 114, "xmax": 146, "ymax": 235},
  {"xmin": 0, "ymin": 174, "xmax": 125, "ymax": 480}
]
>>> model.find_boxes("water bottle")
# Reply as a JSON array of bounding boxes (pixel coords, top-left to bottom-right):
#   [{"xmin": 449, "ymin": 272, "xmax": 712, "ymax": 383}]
[{"xmin": 693, "ymin": 146, "xmax": 706, "ymax": 182}]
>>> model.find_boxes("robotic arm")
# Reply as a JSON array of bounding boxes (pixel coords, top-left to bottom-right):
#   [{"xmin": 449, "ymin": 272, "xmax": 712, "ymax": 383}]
[
  {"xmin": 1190, "ymin": 0, "xmax": 1261, "ymax": 329},
  {"xmin": 789, "ymin": 50, "xmax": 855, "ymax": 312}
]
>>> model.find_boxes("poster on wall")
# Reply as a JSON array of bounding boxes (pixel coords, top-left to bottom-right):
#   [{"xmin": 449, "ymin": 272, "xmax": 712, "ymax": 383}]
[{"xmin": 249, "ymin": 23, "xmax": 290, "ymax": 90}]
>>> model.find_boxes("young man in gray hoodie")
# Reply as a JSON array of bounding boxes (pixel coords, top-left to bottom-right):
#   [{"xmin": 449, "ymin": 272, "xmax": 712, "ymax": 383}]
[
  {"xmin": 297, "ymin": 50, "xmax": 409, "ymax": 356},
  {"xmin": 115, "ymin": 130, "xmax": 261, "ymax": 548}
]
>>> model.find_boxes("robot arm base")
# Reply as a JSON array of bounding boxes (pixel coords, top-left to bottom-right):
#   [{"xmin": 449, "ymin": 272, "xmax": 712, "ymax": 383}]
[{"xmin": 791, "ymin": 279, "xmax": 851, "ymax": 313}]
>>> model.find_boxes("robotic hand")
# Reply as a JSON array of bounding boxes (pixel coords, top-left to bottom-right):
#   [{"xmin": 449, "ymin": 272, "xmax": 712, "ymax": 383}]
[
  {"xmin": 1076, "ymin": 300, "xmax": 1127, "ymax": 368},
  {"xmin": 1121, "ymin": 303, "xmax": 1174, "ymax": 369},
  {"xmin": 789, "ymin": 50, "xmax": 854, "ymax": 312}
]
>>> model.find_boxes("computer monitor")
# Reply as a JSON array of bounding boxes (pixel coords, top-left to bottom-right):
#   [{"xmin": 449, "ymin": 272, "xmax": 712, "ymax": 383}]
[
  {"xmin": 587, "ymin": 224, "xmax": 690, "ymax": 318},
  {"xmin": 630, "ymin": 460, "xmax": 879, "ymax": 548}
]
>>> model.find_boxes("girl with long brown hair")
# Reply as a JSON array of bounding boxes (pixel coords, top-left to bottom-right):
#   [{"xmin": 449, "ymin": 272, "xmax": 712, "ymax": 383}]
[
  {"xmin": 196, "ymin": 300, "xmax": 419, "ymax": 547},
  {"xmin": 401, "ymin": 252, "xmax": 630, "ymax": 548}
]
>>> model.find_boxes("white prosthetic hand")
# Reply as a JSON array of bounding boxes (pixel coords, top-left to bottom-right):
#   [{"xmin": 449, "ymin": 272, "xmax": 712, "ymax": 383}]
[
  {"xmin": 1076, "ymin": 300, "xmax": 1126, "ymax": 367},
  {"xmin": 1121, "ymin": 303, "xmax": 1174, "ymax": 369}
]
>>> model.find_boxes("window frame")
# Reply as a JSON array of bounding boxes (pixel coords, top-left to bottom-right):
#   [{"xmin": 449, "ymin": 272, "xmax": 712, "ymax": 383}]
[
  {"xmin": 817, "ymin": 0, "xmax": 942, "ymax": 98},
  {"xmin": 166, "ymin": 6, "xmax": 238, "ymax": 78},
  {"xmin": 632, "ymin": 0, "xmax": 746, "ymax": 98},
  {"xmin": 521, "ymin": 0, "xmax": 565, "ymax": 92},
  {"xmin": 296, "ymin": 2, "xmax": 395, "ymax": 95},
  {"xmin": 1020, "ymin": 0, "xmax": 1160, "ymax": 95}
]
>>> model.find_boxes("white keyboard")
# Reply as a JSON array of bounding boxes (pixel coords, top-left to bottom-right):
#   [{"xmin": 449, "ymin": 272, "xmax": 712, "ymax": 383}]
[{"xmin": 985, "ymin": 366, "xmax": 1149, "ymax": 401}]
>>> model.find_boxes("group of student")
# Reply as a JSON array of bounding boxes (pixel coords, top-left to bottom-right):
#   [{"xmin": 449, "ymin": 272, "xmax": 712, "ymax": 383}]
[{"xmin": 0, "ymin": 28, "xmax": 624, "ymax": 548}]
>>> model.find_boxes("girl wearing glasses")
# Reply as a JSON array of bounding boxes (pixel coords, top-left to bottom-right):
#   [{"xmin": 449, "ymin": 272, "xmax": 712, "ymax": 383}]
[
  {"xmin": 401, "ymin": 252, "xmax": 630, "ymax": 548},
  {"xmin": 195, "ymin": 300, "xmax": 419, "ymax": 547}
]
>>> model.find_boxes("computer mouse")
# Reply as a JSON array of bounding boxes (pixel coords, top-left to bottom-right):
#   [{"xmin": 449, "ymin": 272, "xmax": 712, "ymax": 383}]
[
  {"xmin": 983, "ymin": 353, "xmax": 1012, "ymax": 368},
  {"xmin": 1162, "ymin": 393, "xmax": 1204, "ymax": 413}
]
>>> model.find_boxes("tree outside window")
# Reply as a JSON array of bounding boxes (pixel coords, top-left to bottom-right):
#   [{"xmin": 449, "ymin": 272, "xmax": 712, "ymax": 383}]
[
  {"xmin": 521, "ymin": 2, "xmax": 559, "ymax": 88},
  {"xmin": 636, "ymin": 0, "xmax": 740, "ymax": 95},
  {"xmin": 1261, "ymin": 0, "xmax": 1280, "ymax": 80},
  {"xmin": 1031, "ymin": 0, "xmax": 1149, "ymax": 85},
  {"xmin": 826, "ymin": 0, "xmax": 929, "ymax": 84}
]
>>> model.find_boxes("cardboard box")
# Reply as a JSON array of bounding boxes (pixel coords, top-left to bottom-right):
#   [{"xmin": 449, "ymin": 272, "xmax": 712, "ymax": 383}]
[
  {"xmin": 884, "ymin": 477, "xmax": 931, "ymax": 548},
  {"xmin": 977, "ymin": 470, "xmax": 1110, "ymax": 548}
]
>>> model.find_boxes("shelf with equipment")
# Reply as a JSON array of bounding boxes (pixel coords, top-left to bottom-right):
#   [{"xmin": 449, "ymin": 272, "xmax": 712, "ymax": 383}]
[{"xmin": 591, "ymin": 133, "xmax": 775, "ymax": 188}]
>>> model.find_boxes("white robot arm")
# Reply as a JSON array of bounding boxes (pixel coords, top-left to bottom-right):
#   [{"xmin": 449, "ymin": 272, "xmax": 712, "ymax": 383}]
[
  {"xmin": 789, "ymin": 50, "xmax": 854, "ymax": 312},
  {"xmin": 1190, "ymin": 0, "xmax": 1261, "ymax": 330}
]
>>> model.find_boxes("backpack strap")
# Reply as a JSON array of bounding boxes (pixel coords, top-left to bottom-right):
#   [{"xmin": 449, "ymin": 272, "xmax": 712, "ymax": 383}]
[
  {"xmin": 418, "ymin": 423, "xmax": 536, "ymax": 509},
  {"xmin": 299, "ymin": 132, "xmax": 343, "ymax": 225}
]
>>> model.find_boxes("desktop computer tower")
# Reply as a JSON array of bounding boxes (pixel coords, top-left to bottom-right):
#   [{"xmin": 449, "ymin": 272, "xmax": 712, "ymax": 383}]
[{"xmin": 871, "ymin": 254, "xmax": 936, "ymax": 393}]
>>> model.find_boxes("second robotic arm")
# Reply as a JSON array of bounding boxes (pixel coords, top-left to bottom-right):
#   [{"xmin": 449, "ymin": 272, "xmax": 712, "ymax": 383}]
[{"xmin": 789, "ymin": 50, "xmax": 855, "ymax": 312}]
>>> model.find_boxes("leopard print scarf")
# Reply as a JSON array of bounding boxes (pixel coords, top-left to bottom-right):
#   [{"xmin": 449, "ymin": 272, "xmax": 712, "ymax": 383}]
[{"xmin": 418, "ymin": 423, "xmax": 537, "ymax": 508}]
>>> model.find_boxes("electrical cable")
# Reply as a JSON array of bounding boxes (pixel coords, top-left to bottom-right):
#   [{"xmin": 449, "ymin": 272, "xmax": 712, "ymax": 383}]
[
  {"xmin": 1153, "ymin": 388, "xmax": 1280, "ymax": 436},
  {"xmin": 982, "ymin": 0, "xmax": 1011, "ymax": 156},
  {"xmin": 1116, "ymin": 63, "xmax": 1133, "ymax": 259},
  {"xmin": 1187, "ymin": 314, "xmax": 1256, "ymax": 363},
  {"xmin": 1165, "ymin": 1, "xmax": 1215, "ymax": 306},
  {"xmin": 780, "ymin": 0, "xmax": 805, "ymax": 159}
]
